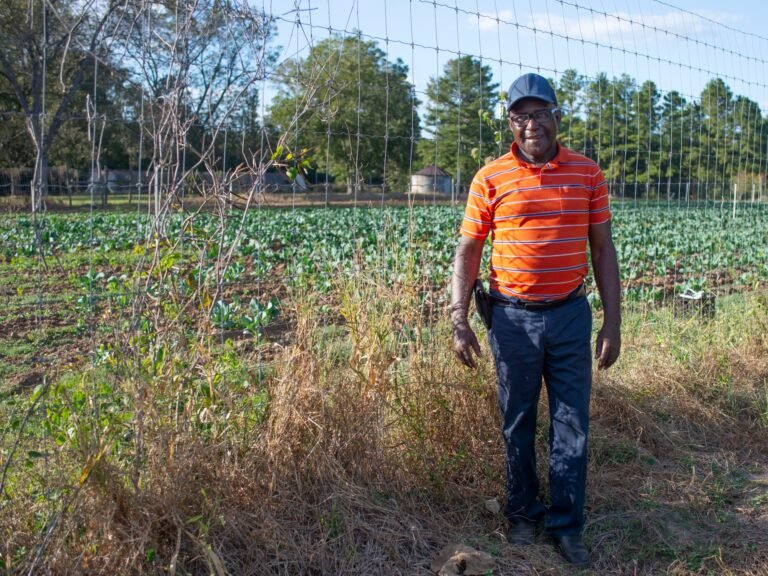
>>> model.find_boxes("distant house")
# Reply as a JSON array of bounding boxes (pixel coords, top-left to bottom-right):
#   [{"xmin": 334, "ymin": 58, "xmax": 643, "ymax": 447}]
[
  {"xmin": 409, "ymin": 165, "xmax": 452, "ymax": 195},
  {"xmin": 262, "ymin": 170, "xmax": 290, "ymax": 190},
  {"xmin": 105, "ymin": 169, "xmax": 138, "ymax": 193}
]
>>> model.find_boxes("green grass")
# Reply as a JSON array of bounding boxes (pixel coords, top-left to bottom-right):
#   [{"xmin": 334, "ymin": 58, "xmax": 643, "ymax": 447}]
[
  {"xmin": 1, "ymin": 194, "xmax": 150, "ymax": 211},
  {"xmin": 0, "ymin": 340, "xmax": 36, "ymax": 358},
  {"xmin": 0, "ymin": 359, "xmax": 25, "ymax": 383}
]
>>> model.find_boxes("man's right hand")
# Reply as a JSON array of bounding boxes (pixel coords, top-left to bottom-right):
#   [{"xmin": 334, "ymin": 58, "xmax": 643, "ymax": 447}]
[
  {"xmin": 452, "ymin": 321, "xmax": 482, "ymax": 369},
  {"xmin": 450, "ymin": 236, "xmax": 486, "ymax": 369}
]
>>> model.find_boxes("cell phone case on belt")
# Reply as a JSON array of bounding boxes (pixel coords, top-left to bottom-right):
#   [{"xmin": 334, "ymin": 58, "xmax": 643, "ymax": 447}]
[{"xmin": 473, "ymin": 279, "xmax": 492, "ymax": 330}]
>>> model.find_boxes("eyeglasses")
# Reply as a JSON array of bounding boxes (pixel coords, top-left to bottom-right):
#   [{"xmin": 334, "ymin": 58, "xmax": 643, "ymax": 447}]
[{"xmin": 508, "ymin": 108, "xmax": 559, "ymax": 128}]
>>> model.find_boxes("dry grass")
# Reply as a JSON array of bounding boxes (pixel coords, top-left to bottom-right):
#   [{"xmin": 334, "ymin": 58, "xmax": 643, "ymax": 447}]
[{"xmin": 2, "ymin": 277, "xmax": 768, "ymax": 575}]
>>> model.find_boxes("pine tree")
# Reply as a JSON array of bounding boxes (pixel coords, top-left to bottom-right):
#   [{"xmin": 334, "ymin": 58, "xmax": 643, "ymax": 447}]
[{"xmin": 417, "ymin": 56, "xmax": 499, "ymax": 191}]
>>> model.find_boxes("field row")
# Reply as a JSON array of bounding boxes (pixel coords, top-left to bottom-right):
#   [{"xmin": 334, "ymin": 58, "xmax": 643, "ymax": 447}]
[{"xmin": 1, "ymin": 203, "xmax": 767, "ymax": 306}]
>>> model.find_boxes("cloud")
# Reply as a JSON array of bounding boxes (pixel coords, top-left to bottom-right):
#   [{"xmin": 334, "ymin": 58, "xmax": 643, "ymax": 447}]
[
  {"xmin": 470, "ymin": 7, "xmax": 742, "ymax": 45},
  {"xmin": 527, "ymin": 10, "xmax": 740, "ymax": 45},
  {"xmin": 472, "ymin": 9, "xmax": 515, "ymax": 32}
]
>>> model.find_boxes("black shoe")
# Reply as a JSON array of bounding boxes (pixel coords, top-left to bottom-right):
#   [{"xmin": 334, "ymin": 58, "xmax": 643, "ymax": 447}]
[
  {"xmin": 506, "ymin": 520, "xmax": 536, "ymax": 545},
  {"xmin": 552, "ymin": 535, "xmax": 590, "ymax": 566}
]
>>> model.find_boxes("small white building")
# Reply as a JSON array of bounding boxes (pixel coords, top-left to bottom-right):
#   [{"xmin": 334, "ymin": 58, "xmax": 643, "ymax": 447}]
[{"xmin": 409, "ymin": 165, "xmax": 452, "ymax": 195}]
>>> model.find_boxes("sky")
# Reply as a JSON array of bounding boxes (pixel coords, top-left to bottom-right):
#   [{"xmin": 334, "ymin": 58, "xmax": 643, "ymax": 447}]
[{"xmin": 263, "ymin": 0, "xmax": 768, "ymax": 113}]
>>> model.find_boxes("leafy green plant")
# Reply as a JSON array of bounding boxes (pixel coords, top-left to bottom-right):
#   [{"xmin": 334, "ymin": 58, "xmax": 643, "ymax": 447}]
[
  {"xmin": 240, "ymin": 297, "xmax": 280, "ymax": 336},
  {"xmin": 210, "ymin": 300, "xmax": 237, "ymax": 330}
]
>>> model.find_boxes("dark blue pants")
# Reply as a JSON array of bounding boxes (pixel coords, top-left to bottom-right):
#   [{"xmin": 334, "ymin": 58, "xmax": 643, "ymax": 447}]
[{"xmin": 488, "ymin": 296, "xmax": 592, "ymax": 537}]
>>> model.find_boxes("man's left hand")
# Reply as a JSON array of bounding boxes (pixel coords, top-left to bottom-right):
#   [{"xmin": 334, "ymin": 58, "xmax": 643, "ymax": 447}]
[{"xmin": 595, "ymin": 323, "xmax": 621, "ymax": 370}]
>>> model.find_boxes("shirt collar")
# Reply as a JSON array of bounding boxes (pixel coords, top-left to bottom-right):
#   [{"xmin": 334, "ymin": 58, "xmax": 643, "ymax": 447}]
[{"xmin": 509, "ymin": 141, "xmax": 563, "ymax": 169}]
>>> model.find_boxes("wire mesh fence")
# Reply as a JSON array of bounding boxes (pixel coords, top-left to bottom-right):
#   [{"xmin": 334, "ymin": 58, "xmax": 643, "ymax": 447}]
[{"xmin": 1, "ymin": 0, "xmax": 768, "ymax": 574}]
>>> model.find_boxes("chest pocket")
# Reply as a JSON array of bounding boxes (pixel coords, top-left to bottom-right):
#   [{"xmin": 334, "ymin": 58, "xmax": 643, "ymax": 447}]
[
  {"xmin": 557, "ymin": 185, "xmax": 591, "ymax": 216},
  {"xmin": 494, "ymin": 190, "xmax": 568, "ymax": 221}
]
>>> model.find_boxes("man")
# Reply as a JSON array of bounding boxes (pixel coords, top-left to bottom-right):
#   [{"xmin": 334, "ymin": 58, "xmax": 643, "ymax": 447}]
[{"xmin": 450, "ymin": 72, "xmax": 621, "ymax": 567}]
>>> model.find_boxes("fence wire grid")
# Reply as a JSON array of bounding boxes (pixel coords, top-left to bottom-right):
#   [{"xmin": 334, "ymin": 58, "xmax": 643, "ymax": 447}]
[{"xmin": 1, "ymin": 0, "xmax": 768, "ymax": 574}]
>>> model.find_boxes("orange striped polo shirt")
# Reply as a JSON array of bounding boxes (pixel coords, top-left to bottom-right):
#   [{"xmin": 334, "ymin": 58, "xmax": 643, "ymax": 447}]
[{"xmin": 460, "ymin": 142, "xmax": 611, "ymax": 301}]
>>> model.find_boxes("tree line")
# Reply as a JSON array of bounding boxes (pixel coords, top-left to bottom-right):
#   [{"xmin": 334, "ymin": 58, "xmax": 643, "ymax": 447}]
[
  {"xmin": 269, "ymin": 39, "xmax": 767, "ymax": 199},
  {"xmin": 0, "ymin": 0, "xmax": 274, "ymax": 211},
  {"xmin": 1, "ymin": 3, "xmax": 765, "ymax": 202}
]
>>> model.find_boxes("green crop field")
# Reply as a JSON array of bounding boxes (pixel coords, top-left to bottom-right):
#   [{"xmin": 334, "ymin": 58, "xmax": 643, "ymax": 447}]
[
  {"xmin": 1, "ymin": 202, "xmax": 768, "ymax": 575},
  {"xmin": 3, "ymin": 201, "xmax": 767, "ymax": 291}
]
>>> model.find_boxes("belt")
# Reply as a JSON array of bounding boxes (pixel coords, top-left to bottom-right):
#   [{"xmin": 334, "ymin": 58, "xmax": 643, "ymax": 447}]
[{"xmin": 490, "ymin": 285, "xmax": 586, "ymax": 311}]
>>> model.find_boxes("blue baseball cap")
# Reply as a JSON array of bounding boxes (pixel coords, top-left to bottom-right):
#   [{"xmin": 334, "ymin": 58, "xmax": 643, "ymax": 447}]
[{"xmin": 506, "ymin": 73, "xmax": 558, "ymax": 111}]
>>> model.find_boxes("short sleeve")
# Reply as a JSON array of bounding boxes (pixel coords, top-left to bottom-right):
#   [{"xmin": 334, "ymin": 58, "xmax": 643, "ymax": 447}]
[
  {"xmin": 460, "ymin": 177, "xmax": 492, "ymax": 239},
  {"xmin": 589, "ymin": 167, "xmax": 611, "ymax": 225}
]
